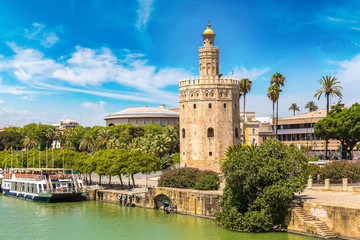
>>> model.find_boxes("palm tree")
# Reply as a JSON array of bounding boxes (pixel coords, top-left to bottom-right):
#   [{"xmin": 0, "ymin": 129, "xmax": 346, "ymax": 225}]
[
  {"xmin": 97, "ymin": 128, "xmax": 113, "ymax": 150},
  {"xmin": 45, "ymin": 128, "xmax": 55, "ymax": 148},
  {"xmin": 79, "ymin": 133, "xmax": 95, "ymax": 153},
  {"xmin": 267, "ymin": 84, "xmax": 281, "ymax": 138},
  {"xmin": 270, "ymin": 72, "xmax": 285, "ymax": 138},
  {"xmin": 289, "ymin": 103, "xmax": 300, "ymax": 116},
  {"xmin": 314, "ymin": 75, "xmax": 342, "ymax": 159},
  {"xmin": 305, "ymin": 101, "xmax": 318, "ymax": 112},
  {"xmin": 239, "ymin": 78, "xmax": 252, "ymax": 144},
  {"xmin": 314, "ymin": 75, "xmax": 343, "ymax": 114}
]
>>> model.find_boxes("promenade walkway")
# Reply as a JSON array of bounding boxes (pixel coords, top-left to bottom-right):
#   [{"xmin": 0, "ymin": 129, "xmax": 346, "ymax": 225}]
[{"xmin": 295, "ymin": 189, "xmax": 360, "ymax": 209}]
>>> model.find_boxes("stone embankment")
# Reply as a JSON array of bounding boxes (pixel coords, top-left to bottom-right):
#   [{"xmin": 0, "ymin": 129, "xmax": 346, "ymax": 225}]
[{"xmin": 87, "ymin": 187, "xmax": 360, "ymax": 239}]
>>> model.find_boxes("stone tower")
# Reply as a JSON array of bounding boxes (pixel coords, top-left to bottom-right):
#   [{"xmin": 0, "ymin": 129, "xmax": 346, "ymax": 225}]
[{"xmin": 179, "ymin": 23, "xmax": 241, "ymax": 172}]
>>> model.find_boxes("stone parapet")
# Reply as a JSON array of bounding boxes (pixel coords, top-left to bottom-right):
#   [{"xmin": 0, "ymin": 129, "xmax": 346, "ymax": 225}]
[{"xmin": 179, "ymin": 77, "xmax": 239, "ymax": 87}]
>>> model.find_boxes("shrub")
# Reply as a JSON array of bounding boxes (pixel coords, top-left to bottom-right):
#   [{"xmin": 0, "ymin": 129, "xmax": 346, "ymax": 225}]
[
  {"xmin": 195, "ymin": 171, "xmax": 220, "ymax": 190},
  {"xmin": 216, "ymin": 139, "xmax": 308, "ymax": 232},
  {"xmin": 320, "ymin": 161, "xmax": 360, "ymax": 181},
  {"xmin": 158, "ymin": 167, "xmax": 220, "ymax": 190}
]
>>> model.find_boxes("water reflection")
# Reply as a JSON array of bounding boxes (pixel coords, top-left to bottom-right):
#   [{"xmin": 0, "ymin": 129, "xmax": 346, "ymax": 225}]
[{"xmin": 0, "ymin": 195, "xmax": 317, "ymax": 240}]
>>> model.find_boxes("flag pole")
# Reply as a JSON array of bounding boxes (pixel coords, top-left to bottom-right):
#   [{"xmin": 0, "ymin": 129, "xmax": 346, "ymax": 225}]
[
  {"xmin": 27, "ymin": 147, "xmax": 29, "ymax": 168},
  {"xmin": 46, "ymin": 144, "xmax": 48, "ymax": 168},
  {"xmin": 21, "ymin": 148, "xmax": 24, "ymax": 168},
  {"xmin": 38, "ymin": 145, "xmax": 41, "ymax": 168},
  {"xmin": 62, "ymin": 148, "xmax": 65, "ymax": 173},
  {"xmin": 4, "ymin": 148, "xmax": 7, "ymax": 173},
  {"xmin": 11, "ymin": 146, "xmax": 13, "ymax": 169},
  {"xmin": 52, "ymin": 147, "xmax": 54, "ymax": 168}
]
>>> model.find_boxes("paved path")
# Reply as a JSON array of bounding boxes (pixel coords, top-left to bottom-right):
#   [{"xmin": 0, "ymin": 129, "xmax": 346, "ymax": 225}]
[{"xmin": 295, "ymin": 189, "xmax": 360, "ymax": 209}]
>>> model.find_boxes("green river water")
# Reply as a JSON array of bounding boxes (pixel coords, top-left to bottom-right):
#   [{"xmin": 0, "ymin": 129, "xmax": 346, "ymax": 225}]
[{"xmin": 0, "ymin": 194, "xmax": 319, "ymax": 240}]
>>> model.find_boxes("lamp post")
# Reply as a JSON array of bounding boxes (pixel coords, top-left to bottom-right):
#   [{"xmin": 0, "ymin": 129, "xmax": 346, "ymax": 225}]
[
  {"xmin": 303, "ymin": 119, "xmax": 309, "ymax": 156},
  {"xmin": 310, "ymin": 112, "xmax": 322, "ymax": 157}
]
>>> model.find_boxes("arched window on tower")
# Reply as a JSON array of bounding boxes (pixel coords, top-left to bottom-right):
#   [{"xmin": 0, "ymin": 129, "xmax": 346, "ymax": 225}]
[
  {"xmin": 207, "ymin": 127, "xmax": 214, "ymax": 137},
  {"xmin": 182, "ymin": 129, "xmax": 186, "ymax": 138},
  {"xmin": 108, "ymin": 123, "xmax": 115, "ymax": 127},
  {"xmin": 209, "ymin": 103, "xmax": 212, "ymax": 108},
  {"xmin": 235, "ymin": 128, "xmax": 239, "ymax": 138},
  {"xmin": 193, "ymin": 104, "xmax": 196, "ymax": 109},
  {"xmin": 224, "ymin": 103, "xmax": 226, "ymax": 108}
]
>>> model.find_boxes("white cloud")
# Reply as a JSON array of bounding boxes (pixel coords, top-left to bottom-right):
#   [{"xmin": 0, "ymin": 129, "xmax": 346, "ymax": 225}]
[
  {"xmin": 24, "ymin": 22, "xmax": 59, "ymax": 48},
  {"xmin": 21, "ymin": 95, "xmax": 35, "ymax": 101},
  {"xmin": 135, "ymin": 0, "xmax": 154, "ymax": 30},
  {"xmin": 0, "ymin": 100, "xmax": 4, "ymax": 104},
  {"xmin": 335, "ymin": 54, "xmax": 360, "ymax": 90},
  {"xmin": 230, "ymin": 66, "xmax": 270, "ymax": 81},
  {"xmin": 0, "ymin": 106, "xmax": 33, "ymax": 127},
  {"xmin": 81, "ymin": 101, "xmax": 107, "ymax": 126},
  {"xmin": 0, "ymin": 44, "xmax": 188, "ymax": 105}
]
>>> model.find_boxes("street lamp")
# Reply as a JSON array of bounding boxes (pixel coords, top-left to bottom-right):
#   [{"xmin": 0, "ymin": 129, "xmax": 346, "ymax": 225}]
[{"xmin": 311, "ymin": 112, "xmax": 322, "ymax": 157}]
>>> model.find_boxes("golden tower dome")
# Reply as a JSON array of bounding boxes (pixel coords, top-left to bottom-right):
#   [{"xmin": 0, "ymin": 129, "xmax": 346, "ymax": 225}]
[{"xmin": 203, "ymin": 23, "xmax": 215, "ymax": 35}]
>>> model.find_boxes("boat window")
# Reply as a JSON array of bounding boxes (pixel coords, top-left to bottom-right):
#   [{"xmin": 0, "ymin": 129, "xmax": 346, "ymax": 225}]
[{"xmin": 39, "ymin": 184, "xmax": 42, "ymax": 192}]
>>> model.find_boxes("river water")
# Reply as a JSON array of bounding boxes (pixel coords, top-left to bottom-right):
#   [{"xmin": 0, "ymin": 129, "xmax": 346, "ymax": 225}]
[{"xmin": 0, "ymin": 194, "xmax": 318, "ymax": 240}]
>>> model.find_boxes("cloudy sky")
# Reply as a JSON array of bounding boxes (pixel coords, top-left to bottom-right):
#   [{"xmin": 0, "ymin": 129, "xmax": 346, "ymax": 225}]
[{"xmin": 0, "ymin": 0, "xmax": 360, "ymax": 127}]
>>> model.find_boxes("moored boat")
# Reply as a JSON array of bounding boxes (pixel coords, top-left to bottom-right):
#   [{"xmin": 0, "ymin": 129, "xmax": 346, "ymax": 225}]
[{"xmin": 1, "ymin": 168, "xmax": 86, "ymax": 203}]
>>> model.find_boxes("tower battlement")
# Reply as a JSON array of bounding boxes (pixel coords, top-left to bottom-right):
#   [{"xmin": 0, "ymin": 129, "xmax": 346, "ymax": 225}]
[{"xmin": 179, "ymin": 76, "xmax": 239, "ymax": 87}]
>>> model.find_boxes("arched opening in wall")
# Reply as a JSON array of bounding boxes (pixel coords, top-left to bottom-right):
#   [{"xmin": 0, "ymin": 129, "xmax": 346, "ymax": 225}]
[
  {"xmin": 252, "ymin": 139, "xmax": 255, "ymax": 145},
  {"xmin": 209, "ymin": 103, "xmax": 212, "ymax": 108},
  {"xmin": 224, "ymin": 103, "xmax": 226, "ymax": 108},
  {"xmin": 207, "ymin": 127, "xmax": 214, "ymax": 137},
  {"xmin": 205, "ymin": 93, "xmax": 208, "ymax": 97},
  {"xmin": 191, "ymin": 93, "xmax": 194, "ymax": 98},
  {"xmin": 196, "ymin": 93, "xmax": 199, "ymax": 97},
  {"xmin": 235, "ymin": 103, "xmax": 237, "ymax": 109},
  {"xmin": 182, "ymin": 129, "xmax": 186, "ymax": 138},
  {"xmin": 211, "ymin": 92, "xmax": 214, "ymax": 97},
  {"xmin": 182, "ymin": 104, "xmax": 184, "ymax": 108},
  {"xmin": 108, "ymin": 123, "xmax": 115, "ymax": 126},
  {"xmin": 235, "ymin": 128, "xmax": 239, "ymax": 138},
  {"xmin": 193, "ymin": 104, "xmax": 196, "ymax": 109}
]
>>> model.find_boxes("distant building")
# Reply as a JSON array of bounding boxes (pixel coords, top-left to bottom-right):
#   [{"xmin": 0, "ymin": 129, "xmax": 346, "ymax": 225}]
[
  {"xmin": 277, "ymin": 108, "xmax": 340, "ymax": 154},
  {"xmin": 241, "ymin": 112, "xmax": 272, "ymax": 146},
  {"xmin": 50, "ymin": 119, "xmax": 80, "ymax": 131},
  {"xmin": 104, "ymin": 104, "xmax": 179, "ymax": 127}
]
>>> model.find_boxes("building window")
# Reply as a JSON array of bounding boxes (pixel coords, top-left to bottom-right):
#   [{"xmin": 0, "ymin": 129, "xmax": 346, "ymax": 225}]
[
  {"xmin": 235, "ymin": 128, "xmax": 239, "ymax": 138},
  {"xmin": 209, "ymin": 103, "xmax": 212, "ymax": 108},
  {"xmin": 252, "ymin": 139, "xmax": 255, "ymax": 144},
  {"xmin": 193, "ymin": 104, "xmax": 196, "ymax": 109},
  {"xmin": 224, "ymin": 103, "xmax": 226, "ymax": 108},
  {"xmin": 183, "ymin": 104, "xmax": 184, "ymax": 108},
  {"xmin": 205, "ymin": 93, "xmax": 208, "ymax": 97},
  {"xmin": 207, "ymin": 127, "xmax": 214, "ymax": 137},
  {"xmin": 235, "ymin": 103, "xmax": 237, "ymax": 109},
  {"xmin": 253, "ymin": 128, "xmax": 255, "ymax": 134},
  {"xmin": 182, "ymin": 129, "xmax": 186, "ymax": 138},
  {"xmin": 209, "ymin": 152, "xmax": 212, "ymax": 156},
  {"xmin": 108, "ymin": 123, "xmax": 115, "ymax": 126}
]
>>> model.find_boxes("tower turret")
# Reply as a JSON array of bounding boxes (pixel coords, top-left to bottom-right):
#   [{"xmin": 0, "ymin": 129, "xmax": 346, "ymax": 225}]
[
  {"xmin": 199, "ymin": 23, "xmax": 219, "ymax": 78},
  {"xmin": 179, "ymin": 23, "xmax": 240, "ymax": 172}
]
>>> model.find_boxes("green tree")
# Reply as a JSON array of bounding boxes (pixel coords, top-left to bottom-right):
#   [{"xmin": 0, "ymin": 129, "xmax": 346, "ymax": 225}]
[
  {"xmin": 125, "ymin": 150, "xmax": 158, "ymax": 187},
  {"xmin": 267, "ymin": 84, "xmax": 281, "ymax": 138},
  {"xmin": 0, "ymin": 131, "xmax": 22, "ymax": 151},
  {"xmin": 314, "ymin": 75, "xmax": 342, "ymax": 158},
  {"xmin": 314, "ymin": 103, "xmax": 360, "ymax": 160},
  {"xmin": 239, "ymin": 78, "xmax": 252, "ymax": 144},
  {"xmin": 97, "ymin": 128, "xmax": 113, "ymax": 150},
  {"xmin": 304, "ymin": 101, "xmax": 318, "ymax": 112},
  {"xmin": 216, "ymin": 139, "xmax": 307, "ymax": 232},
  {"xmin": 288, "ymin": 103, "xmax": 300, "ymax": 116},
  {"xmin": 79, "ymin": 133, "xmax": 95, "ymax": 153},
  {"xmin": 270, "ymin": 73, "xmax": 285, "ymax": 138}
]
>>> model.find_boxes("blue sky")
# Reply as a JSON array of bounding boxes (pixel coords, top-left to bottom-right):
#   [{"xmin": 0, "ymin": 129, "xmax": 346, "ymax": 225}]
[{"xmin": 0, "ymin": 0, "xmax": 360, "ymax": 127}]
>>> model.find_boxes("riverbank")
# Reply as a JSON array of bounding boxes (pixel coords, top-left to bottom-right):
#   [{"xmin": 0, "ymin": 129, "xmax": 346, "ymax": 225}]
[{"xmin": 88, "ymin": 187, "xmax": 360, "ymax": 239}]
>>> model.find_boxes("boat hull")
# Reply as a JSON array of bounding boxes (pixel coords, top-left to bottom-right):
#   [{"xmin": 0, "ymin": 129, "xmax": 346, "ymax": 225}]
[{"xmin": 2, "ymin": 189, "xmax": 83, "ymax": 203}]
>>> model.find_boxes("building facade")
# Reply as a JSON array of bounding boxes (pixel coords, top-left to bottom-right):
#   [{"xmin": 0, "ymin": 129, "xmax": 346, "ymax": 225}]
[
  {"xmin": 179, "ymin": 23, "xmax": 240, "ymax": 172},
  {"xmin": 104, "ymin": 104, "xmax": 179, "ymax": 127},
  {"xmin": 50, "ymin": 119, "xmax": 79, "ymax": 131}
]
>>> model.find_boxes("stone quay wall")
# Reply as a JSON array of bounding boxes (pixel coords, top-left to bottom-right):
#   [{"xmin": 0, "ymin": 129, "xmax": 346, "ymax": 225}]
[
  {"xmin": 87, "ymin": 187, "xmax": 221, "ymax": 219},
  {"xmin": 88, "ymin": 187, "xmax": 360, "ymax": 239}
]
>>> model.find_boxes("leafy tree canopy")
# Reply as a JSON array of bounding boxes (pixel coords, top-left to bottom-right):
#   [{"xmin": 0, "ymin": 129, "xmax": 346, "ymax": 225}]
[
  {"xmin": 314, "ymin": 103, "xmax": 360, "ymax": 159},
  {"xmin": 216, "ymin": 139, "xmax": 307, "ymax": 232}
]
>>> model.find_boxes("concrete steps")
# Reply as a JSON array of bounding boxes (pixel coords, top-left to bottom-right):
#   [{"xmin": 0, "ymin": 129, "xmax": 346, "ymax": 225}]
[{"xmin": 293, "ymin": 205, "xmax": 337, "ymax": 239}]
